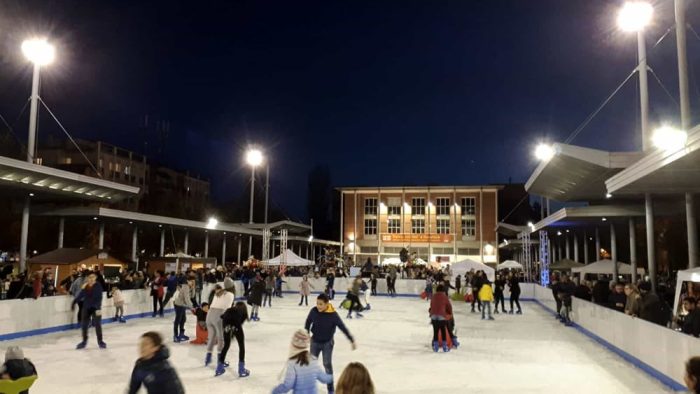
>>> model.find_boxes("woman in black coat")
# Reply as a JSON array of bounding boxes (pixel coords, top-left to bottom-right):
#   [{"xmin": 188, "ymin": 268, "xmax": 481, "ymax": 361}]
[
  {"xmin": 128, "ymin": 332, "xmax": 184, "ymax": 394},
  {"xmin": 508, "ymin": 272, "xmax": 522, "ymax": 314},
  {"xmin": 247, "ymin": 276, "xmax": 265, "ymax": 321}
]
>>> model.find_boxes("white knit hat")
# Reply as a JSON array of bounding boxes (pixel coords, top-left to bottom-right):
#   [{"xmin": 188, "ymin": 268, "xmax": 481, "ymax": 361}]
[
  {"xmin": 5, "ymin": 346, "xmax": 23, "ymax": 361},
  {"xmin": 288, "ymin": 329, "xmax": 310, "ymax": 359}
]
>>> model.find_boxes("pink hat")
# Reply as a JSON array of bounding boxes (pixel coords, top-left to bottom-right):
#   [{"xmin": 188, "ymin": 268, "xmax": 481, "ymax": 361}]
[{"xmin": 288, "ymin": 329, "xmax": 310, "ymax": 358}]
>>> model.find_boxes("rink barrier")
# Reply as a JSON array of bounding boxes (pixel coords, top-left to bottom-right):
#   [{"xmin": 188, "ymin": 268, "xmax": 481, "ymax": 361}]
[
  {"xmin": 0, "ymin": 289, "xmax": 175, "ymax": 342},
  {"xmin": 530, "ymin": 284, "xmax": 688, "ymax": 392}
]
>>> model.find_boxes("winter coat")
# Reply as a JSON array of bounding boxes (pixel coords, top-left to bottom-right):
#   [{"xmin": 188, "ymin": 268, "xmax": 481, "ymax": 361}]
[
  {"xmin": 304, "ymin": 303, "xmax": 354, "ymax": 344},
  {"xmin": 248, "ymin": 280, "xmax": 265, "ymax": 306},
  {"xmin": 111, "ymin": 288, "xmax": 125, "ymax": 306},
  {"xmin": 494, "ymin": 279, "xmax": 506, "ymax": 295},
  {"xmin": 558, "ymin": 282, "xmax": 576, "ymax": 306},
  {"xmin": 127, "ymin": 346, "xmax": 185, "ymax": 394},
  {"xmin": 299, "ymin": 280, "xmax": 311, "ymax": 296},
  {"xmin": 272, "ymin": 359, "xmax": 333, "ymax": 394},
  {"xmin": 221, "ymin": 307, "xmax": 247, "ymax": 333},
  {"xmin": 429, "ymin": 292, "xmax": 452, "ymax": 319},
  {"xmin": 625, "ymin": 294, "xmax": 642, "ymax": 316},
  {"xmin": 150, "ymin": 277, "xmax": 164, "ymax": 298},
  {"xmin": 173, "ymin": 284, "xmax": 193, "ymax": 308},
  {"xmin": 508, "ymin": 277, "xmax": 521, "ymax": 295},
  {"xmin": 478, "ymin": 283, "xmax": 494, "ymax": 302},
  {"xmin": 640, "ymin": 292, "xmax": 670, "ymax": 326},
  {"xmin": 592, "ymin": 280, "xmax": 611, "ymax": 305},
  {"xmin": 166, "ymin": 276, "xmax": 178, "ymax": 293},
  {"xmin": 608, "ymin": 292, "xmax": 627, "ymax": 313},
  {"xmin": 682, "ymin": 309, "xmax": 700, "ymax": 337},
  {"xmin": 73, "ymin": 282, "xmax": 103, "ymax": 310},
  {"xmin": 70, "ymin": 276, "xmax": 85, "ymax": 297},
  {"xmin": 0, "ymin": 358, "xmax": 36, "ymax": 394}
]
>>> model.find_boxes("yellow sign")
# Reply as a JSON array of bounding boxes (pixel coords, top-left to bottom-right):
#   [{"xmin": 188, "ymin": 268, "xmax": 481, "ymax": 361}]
[{"xmin": 381, "ymin": 234, "xmax": 453, "ymax": 243}]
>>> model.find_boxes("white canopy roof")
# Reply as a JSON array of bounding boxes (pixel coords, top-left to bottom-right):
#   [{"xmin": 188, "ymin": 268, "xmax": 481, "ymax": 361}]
[
  {"xmin": 451, "ymin": 259, "xmax": 495, "ymax": 282},
  {"xmin": 413, "ymin": 258, "xmax": 428, "ymax": 266},
  {"xmin": 673, "ymin": 267, "xmax": 700, "ymax": 314},
  {"xmin": 380, "ymin": 257, "xmax": 403, "ymax": 266},
  {"xmin": 497, "ymin": 260, "xmax": 523, "ymax": 270},
  {"xmin": 571, "ymin": 259, "xmax": 644, "ymax": 276},
  {"xmin": 267, "ymin": 249, "xmax": 314, "ymax": 266}
]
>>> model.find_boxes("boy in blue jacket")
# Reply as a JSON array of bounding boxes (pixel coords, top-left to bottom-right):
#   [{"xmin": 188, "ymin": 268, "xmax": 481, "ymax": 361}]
[
  {"xmin": 72, "ymin": 273, "xmax": 106, "ymax": 349},
  {"xmin": 304, "ymin": 293, "xmax": 357, "ymax": 393}
]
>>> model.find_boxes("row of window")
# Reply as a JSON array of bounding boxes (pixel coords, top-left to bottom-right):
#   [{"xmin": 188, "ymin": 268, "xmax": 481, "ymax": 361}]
[
  {"xmin": 363, "ymin": 197, "xmax": 476, "ymax": 216},
  {"xmin": 363, "ymin": 218, "xmax": 476, "ymax": 236},
  {"xmin": 355, "ymin": 247, "xmax": 481, "ymax": 256}
]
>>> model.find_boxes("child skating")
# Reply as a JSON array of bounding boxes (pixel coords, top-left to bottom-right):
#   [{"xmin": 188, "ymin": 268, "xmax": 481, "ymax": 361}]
[
  {"xmin": 109, "ymin": 285, "xmax": 126, "ymax": 323},
  {"xmin": 478, "ymin": 278, "xmax": 495, "ymax": 320},
  {"xmin": 304, "ymin": 293, "xmax": 357, "ymax": 393},
  {"xmin": 272, "ymin": 329, "xmax": 333, "ymax": 394},
  {"xmin": 299, "ymin": 275, "xmax": 314, "ymax": 306},
  {"xmin": 72, "ymin": 273, "xmax": 107, "ymax": 349}
]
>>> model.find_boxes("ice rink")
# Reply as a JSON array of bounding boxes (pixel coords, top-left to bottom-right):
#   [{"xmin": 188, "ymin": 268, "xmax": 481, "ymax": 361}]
[{"xmin": 1, "ymin": 295, "xmax": 673, "ymax": 393}]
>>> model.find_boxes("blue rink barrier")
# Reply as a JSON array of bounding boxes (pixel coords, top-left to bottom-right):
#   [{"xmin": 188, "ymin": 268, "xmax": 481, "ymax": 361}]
[
  {"xmin": 0, "ymin": 308, "xmax": 175, "ymax": 342},
  {"xmin": 532, "ymin": 299, "xmax": 686, "ymax": 392}
]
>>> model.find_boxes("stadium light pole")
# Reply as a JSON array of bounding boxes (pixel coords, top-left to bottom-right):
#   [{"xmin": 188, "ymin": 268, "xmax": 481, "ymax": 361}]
[
  {"xmin": 246, "ymin": 149, "xmax": 264, "ymax": 258},
  {"xmin": 19, "ymin": 38, "xmax": 55, "ymax": 273},
  {"xmin": 618, "ymin": 1, "xmax": 657, "ymax": 290}
]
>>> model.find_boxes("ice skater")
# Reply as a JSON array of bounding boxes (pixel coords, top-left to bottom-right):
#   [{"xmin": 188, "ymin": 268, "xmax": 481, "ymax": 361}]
[
  {"xmin": 264, "ymin": 273, "xmax": 275, "ymax": 307},
  {"xmin": 345, "ymin": 276, "xmax": 364, "ymax": 319},
  {"xmin": 72, "ymin": 273, "xmax": 106, "ymax": 349},
  {"xmin": 272, "ymin": 329, "xmax": 332, "ymax": 394},
  {"xmin": 190, "ymin": 302, "xmax": 209, "ymax": 345},
  {"xmin": 470, "ymin": 271, "xmax": 483, "ymax": 313},
  {"xmin": 172, "ymin": 277, "xmax": 193, "ymax": 343},
  {"xmin": 493, "ymin": 274, "xmax": 507, "ymax": 314},
  {"xmin": 149, "ymin": 271, "xmax": 164, "ymax": 318},
  {"xmin": 275, "ymin": 274, "xmax": 286, "ymax": 298},
  {"xmin": 108, "ymin": 284, "xmax": 126, "ymax": 323},
  {"xmin": 216, "ymin": 301, "xmax": 250, "ymax": 377},
  {"xmin": 370, "ymin": 273, "xmax": 378, "ymax": 296},
  {"xmin": 429, "ymin": 284, "xmax": 452, "ymax": 352},
  {"xmin": 508, "ymin": 272, "xmax": 522, "ymax": 314},
  {"xmin": 248, "ymin": 274, "xmax": 265, "ymax": 321},
  {"xmin": 299, "ymin": 275, "xmax": 314, "ymax": 306},
  {"xmin": 205, "ymin": 285, "xmax": 235, "ymax": 367},
  {"xmin": 557, "ymin": 275, "xmax": 576, "ymax": 326},
  {"xmin": 127, "ymin": 331, "xmax": 185, "ymax": 394},
  {"xmin": 479, "ymin": 278, "xmax": 494, "ymax": 320},
  {"xmin": 326, "ymin": 270, "xmax": 336, "ymax": 300},
  {"xmin": 304, "ymin": 293, "xmax": 357, "ymax": 393}
]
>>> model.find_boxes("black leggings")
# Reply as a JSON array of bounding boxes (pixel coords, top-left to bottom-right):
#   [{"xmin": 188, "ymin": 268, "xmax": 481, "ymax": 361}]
[
  {"xmin": 299, "ymin": 295, "xmax": 308, "ymax": 305},
  {"xmin": 495, "ymin": 293, "xmax": 505, "ymax": 311},
  {"xmin": 152, "ymin": 295, "xmax": 163, "ymax": 316},
  {"xmin": 347, "ymin": 294, "xmax": 361, "ymax": 313},
  {"xmin": 510, "ymin": 292, "xmax": 521, "ymax": 312},
  {"xmin": 219, "ymin": 327, "xmax": 245, "ymax": 363},
  {"xmin": 431, "ymin": 320, "xmax": 447, "ymax": 342}
]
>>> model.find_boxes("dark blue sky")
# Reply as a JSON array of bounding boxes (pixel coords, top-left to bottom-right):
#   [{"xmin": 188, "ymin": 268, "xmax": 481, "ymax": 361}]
[{"xmin": 0, "ymin": 0, "xmax": 699, "ymax": 219}]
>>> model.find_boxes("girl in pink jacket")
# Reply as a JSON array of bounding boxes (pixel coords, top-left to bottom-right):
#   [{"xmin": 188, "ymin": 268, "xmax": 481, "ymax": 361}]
[{"xmin": 298, "ymin": 275, "xmax": 314, "ymax": 306}]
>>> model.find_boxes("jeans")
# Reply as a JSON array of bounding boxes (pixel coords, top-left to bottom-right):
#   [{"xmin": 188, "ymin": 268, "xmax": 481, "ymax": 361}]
[
  {"xmin": 81, "ymin": 307, "xmax": 103, "ymax": 342},
  {"xmin": 482, "ymin": 302, "xmax": 492, "ymax": 319},
  {"xmin": 311, "ymin": 340, "xmax": 334, "ymax": 393},
  {"xmin": 174, "ymin": 306, "xmax": 187, "ymax": 337}
]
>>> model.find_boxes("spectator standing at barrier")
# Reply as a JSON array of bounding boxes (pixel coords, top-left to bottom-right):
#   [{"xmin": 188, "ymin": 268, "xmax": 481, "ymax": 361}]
[
  {"xmin": 624, "ymin": 283, "xmax": 642, "ymax": 316},
  {"xmin": 592, "ymin": 275, "xmax": 611, "ymax": 306},
  {"xmin": 639, "ymin": 282, "xmax": 670, "ymax": 327},
  {"xmin": 550, "ymin": 274, "xmax": 561, "ymax": 320},
  {"xmin": 574, "ymin": 279, "xmax": 592, "ymax": 301},
  {"xmin": 608, "ymin": 282, "xmax": 627, "ymax": 313},
  {"xmin": 679, "ymin": 297, "xmax": 700, "ymax": 337}
]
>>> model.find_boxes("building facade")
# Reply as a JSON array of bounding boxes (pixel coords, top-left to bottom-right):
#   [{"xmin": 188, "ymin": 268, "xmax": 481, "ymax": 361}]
[
  {"xmin": 340, "ymin": 186, "xmax": 500, "ymax": 265},
  {"xmin": 38, "ymin": 139, "xmax": 210, "ymax": 219}
]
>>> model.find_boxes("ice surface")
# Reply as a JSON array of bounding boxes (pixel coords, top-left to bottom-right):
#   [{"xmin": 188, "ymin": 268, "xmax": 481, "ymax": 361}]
[{"xmin": 1, "ymin": 296, "xmax": 673, "ymax": 393}]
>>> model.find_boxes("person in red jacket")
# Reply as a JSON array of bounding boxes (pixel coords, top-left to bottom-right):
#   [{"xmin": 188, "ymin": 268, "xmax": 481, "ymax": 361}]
[{"xmin": 429, "ymin": 284, "xmax": 452, "ymax": 353}]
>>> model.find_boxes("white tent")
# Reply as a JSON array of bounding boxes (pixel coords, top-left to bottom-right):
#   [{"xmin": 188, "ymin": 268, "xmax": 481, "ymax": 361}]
[
  {"xmin": 497, "ymin": 260, "xmax": 523, "ymax": 270},
  {"xmin": 451, "ymin": 259, "xmax": 495, "ymax": 282},
  {"xmin": 380, "ymin": 257, "xmax": 403, "ymax": 266},
  {"xmin": 412, "ymin": 258, "xmax": 428, "ymax": 266},
  {"xmin": 571, "ymin": 259, "xmax": 645, "ymax": 276},
  {"xmin": 673, "ymin": 267, "xmax": 700, "ymax": 316},
  {"xmin": 267, "ymin": 249, "xmax": 314, "ymax": 266}
]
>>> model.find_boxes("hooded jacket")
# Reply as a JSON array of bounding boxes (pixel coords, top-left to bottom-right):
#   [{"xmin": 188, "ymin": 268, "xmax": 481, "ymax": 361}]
[
  {"xmin": 127, "ymin": 346, "xmax": 185, "ymax": 394},
  {"xmin": 479, "ymin": 283, "xmax": 494, "ymax": 302},
  {"xmin": 304, "ymin": 303, "xmax": 354, "ymax": 344}
]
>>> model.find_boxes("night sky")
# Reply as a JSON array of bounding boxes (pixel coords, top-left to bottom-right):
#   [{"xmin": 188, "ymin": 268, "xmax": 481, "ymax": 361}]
[{"xmin": 1, "ymin": 0, "xmax": 699, "ymax": 220}]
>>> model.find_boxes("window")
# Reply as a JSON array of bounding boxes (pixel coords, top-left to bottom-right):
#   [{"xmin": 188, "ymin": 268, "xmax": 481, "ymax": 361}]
[
  {"xmin": 364, "ymin": 218, "xmax": 377, "ymax": 235},
  {"xmin": 437, "ymin": 219, "xmax": 450, "ymax": 234},
  {"xmin": 63, "ymin": 157, "xmax": 72, "ymax": 165},
  {"xmin": 412, "ymin": 219, "xmax": 425, "ymax": 234},
  {"xmin": 388, "ymin": 218, "xmax": 401, "ymax": 233},
  {"xmin": 108, "ymin": 162, "xmax": 114, "ymax": 171},
  {"xmin": 462, "ymin": 219, "xmax": 476, "ymax": 237},
  {"xmin": 115, "ymin": 163, "xmax": 121, "ymax": 173},
  {"xmin": 461, "ymin": 197, "xmax": 476, "ymax": 215},
  {"xmin": 364, "ymin": 198, "xmax": 378, "ymax": 215},
  {"xmin": 433, "ymin": 247, "xmax": 454, "ymax": 255},
  {"xmin": 387, "ymin": 197, "xmax": 401, "ymax": 216},
  {"xmin": 124, "ymin": 165, "xmax": 131, "ymax": 175},
  {"xmin": 383, "ymin": 247, "xmax": 404, "ymax": 254},
  {"xmin": 361, "ymin": 246, "xmax": 378, "ymax": 254},
  {"xmin": 458, "ymin": 248, "xmax": 480, "ymax": 255},
  {"xmin": 412, "ymin": 197, "xmax": 425, "ymax": 216},
  {"xmin": 436, "ymin": 198, "xmax": 450, "ymax": 216},
  {"xmin": 35, "ymin": 157, "xmax": 42, "ymax": 165}
]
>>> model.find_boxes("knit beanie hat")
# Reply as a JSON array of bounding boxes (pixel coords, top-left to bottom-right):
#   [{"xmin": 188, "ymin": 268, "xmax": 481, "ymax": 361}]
[
  {"xmin": 223, "ymin": 277, "xmax": 235, "ymax": 290},
  {"xmin": 288, "ymin": 329, "xmax": 310, "ymax": 359},
  {"xmin": 5, "ymin": 346, "xmax": 24, "ymax": 361}
]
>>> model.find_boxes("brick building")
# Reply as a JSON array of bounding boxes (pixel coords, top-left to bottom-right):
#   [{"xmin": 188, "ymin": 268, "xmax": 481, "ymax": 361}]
[{"xmin": 339, "ymin": 186, "xmax": 500, "ymax": 265}]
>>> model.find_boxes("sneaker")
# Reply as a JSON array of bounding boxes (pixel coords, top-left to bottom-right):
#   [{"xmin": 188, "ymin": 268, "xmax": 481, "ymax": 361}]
[
  {"xmin": 98, "ymin": 341, "xmax": 107, "ymax": 349},
  {"xmin": 76, "ymin": 341, "xmax": 87, "ymax": 350}
]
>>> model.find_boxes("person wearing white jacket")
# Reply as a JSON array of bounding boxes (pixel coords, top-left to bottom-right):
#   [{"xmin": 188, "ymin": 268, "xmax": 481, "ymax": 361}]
[{"xmin": 204, "ymin": 285, "xmax": 234, "ymax": 367}]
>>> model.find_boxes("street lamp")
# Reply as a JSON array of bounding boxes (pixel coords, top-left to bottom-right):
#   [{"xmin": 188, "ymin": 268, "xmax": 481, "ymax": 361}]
[
  {"xmin": 19, "ymin": 38, "xmax": 54, "ymax": 274},
  {"xmin": 534, "ymin": 144, "xmax": 555, "ymax": 161},
  {"xmin": 246, "ymin": 148, "xmax": 264, "ymax": 257},
  {"xmin": 652, "ymin": 126, "xmax": 687, "ymax": 152}
]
